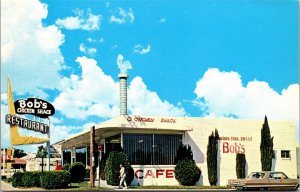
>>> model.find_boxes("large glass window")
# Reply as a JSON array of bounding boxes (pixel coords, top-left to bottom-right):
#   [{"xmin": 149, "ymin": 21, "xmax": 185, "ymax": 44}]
[
  {"xmin": 63, "ymin": 149, "xmax": 71, "ymax": 165},
  {"xmin": 75, "ymin": 147, "xmax": 87, "ymax": 165},
  {"xmin": 123, "ymin": 134, "xmax": 182, "ymax": 165}
]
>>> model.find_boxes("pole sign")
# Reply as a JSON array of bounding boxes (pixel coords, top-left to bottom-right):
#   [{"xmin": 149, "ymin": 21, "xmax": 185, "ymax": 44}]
[{"xmin": 6, "ymin": 77, "xmax": 53, "ymax": 145}]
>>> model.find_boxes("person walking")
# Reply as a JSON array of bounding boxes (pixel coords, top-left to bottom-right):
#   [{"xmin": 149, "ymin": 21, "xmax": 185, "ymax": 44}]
[{"xmin": 119, "ymin": 164, "xmax": 127, "ymax": 189}]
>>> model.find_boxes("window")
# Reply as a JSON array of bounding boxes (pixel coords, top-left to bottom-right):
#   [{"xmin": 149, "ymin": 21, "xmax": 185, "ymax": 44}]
[
  {"xmin": 248, "ymin": 172, "xmax": 265, "ymax": 179},
  {"xmin": 63, "ymin": 149, "xmax": 71, "ymax": 165},
  {"xmin": 75, "ymin": 147, "xmax": 87, "ymax": 165},
  {"xmin": 281, "ymin": 150, "xmax": 290, "ymax": 159},
  {"xmin": 123, "ymin": 134, "xmax": 182, "ymax": 165},
  {"xmin": 269, "ymin": 172, "xmax": 288, "ymax": 179}
]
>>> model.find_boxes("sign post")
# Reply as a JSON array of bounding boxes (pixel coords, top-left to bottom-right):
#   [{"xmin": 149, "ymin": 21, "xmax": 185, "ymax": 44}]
[
  {"xmin": 90, "ymin": 126, "xmax": 95, "ymax": 188},
  {"xmin": 98, "ymin": 144, "xmax": 103, "ymax": 187}
]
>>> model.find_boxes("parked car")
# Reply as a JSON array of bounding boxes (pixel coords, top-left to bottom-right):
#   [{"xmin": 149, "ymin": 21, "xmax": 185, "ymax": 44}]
[{"xmin": 228, "ymin": 171, "xmax": 299, "ymax": 191}]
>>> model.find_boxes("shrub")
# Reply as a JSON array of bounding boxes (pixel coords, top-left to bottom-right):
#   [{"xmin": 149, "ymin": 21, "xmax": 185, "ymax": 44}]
[
  {"xmin": 40, "ymin": 171, "xmax": 70, "ymax": 189},
  {"xmin": 22, "ymin": 171, "xmax": 41, "ymax": 187},
  {"xmin": 175, "ymin": 159, "xmax": 201, "ymax": 186},
  {"xmin": 12, "ymin": 172, "xmax": 24, "ymax": 187},
  {"xmin": 174, "ymin": 144, "xmax": 193, "ymax": 164},
  {"xmin": 69, "ymin": 162, "xmax": 86, "ymax": 182},
  {"xmin": 100, "ymin": 152, "xmax": 108, "ymax": 180},
  {"xmin": 125, "ymin": 166, "xmax": 134, "ymax": 186},
  {"xmin": 62, "ymin": 163, "xmax": 70, "ymax": 171},
  {"xmin": 236, "ymin": 153, "xmax": 246, "ymax": 179},
  {"xmin": 105, "ymin": 151, "xmax": 133, "ymax": 186},
  {"xmin": 85, "ymin": 168, "xmax": 90, "ymax": 178}
]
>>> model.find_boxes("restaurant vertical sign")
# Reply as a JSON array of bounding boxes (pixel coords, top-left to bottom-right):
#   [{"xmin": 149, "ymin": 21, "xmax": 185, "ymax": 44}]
[{"xmin": 5, "ymin": 78, "xmax": 55, "ymax": 145}]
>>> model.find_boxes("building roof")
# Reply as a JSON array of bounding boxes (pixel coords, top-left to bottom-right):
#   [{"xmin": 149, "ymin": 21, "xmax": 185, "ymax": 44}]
[
  {"xmin": 61, "ymin": 115, "xmax": 193, "ymax": 149},
  {"xmin": 60, "ymin": 115, "xmax": 295, "ymax": 150},
  {"xmin": 13, "ymin": 158, "xmax": 26, "ymax": 165}
]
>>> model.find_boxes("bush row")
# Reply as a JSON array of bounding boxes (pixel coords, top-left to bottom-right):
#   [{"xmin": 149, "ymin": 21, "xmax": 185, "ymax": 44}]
[{"xmin": 12, "ymin": 171, "xmax": 70, "ymax": 189}]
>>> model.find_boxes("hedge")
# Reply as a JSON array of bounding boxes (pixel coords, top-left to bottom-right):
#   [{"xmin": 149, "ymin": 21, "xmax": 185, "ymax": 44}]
[
  {"xmin": 40, "ymin": 171, "xmax": 71, "ymax": 189},
  {"xmin": 175, "ymin": 159, "xmax": 201, "ymax": 186},
  {"xmin": 11, "ymin": 171, "xmax": 71, "ymax": 189},
  {"xmin": 69, "ymin": 162, "xmax": 86, "ymax": 182},
  {"xmin": 22, "ymin": 171, "xmax": 42, "ymax": 187},
  {"xmin": 12, "ymin": 172, "xmax": 24, "ymax": 187}
]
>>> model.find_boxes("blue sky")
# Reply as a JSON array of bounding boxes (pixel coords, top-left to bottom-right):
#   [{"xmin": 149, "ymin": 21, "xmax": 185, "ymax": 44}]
[{"xmin": 1, "ymin": 0, "xmax": 299, "ymax": 152}]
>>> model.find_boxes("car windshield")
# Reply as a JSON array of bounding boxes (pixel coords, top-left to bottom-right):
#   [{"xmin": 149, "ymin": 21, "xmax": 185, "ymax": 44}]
[{"xmin": 247, "ymin": 172, "xmax": 265, "ymax": 179}]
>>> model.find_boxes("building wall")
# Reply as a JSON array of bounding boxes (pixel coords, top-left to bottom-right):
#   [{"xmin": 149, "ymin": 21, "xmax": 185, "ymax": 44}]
[
  {"xmin": 185, "ymin": 118, "xmax": 297, "ymax": 186},
  {"xmin": 297, "ymin": 147, "xmax": 300, "ymax": 178},
  {"xmin": 26, "ymin": 158, "xmax": 61, "ymax": 171},
  {"xmin": 63, "ymin": 115, "xmax": 297, "ymax": 186},
  {"xmin": 131, "ymin": 165, "xmax": 179, "ymax": 186}
]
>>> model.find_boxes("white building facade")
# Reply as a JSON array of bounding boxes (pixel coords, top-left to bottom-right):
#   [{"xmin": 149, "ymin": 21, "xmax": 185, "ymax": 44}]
[{"xmin": 60, "ymin": 115, "xmax": 297, "ymax": 186}]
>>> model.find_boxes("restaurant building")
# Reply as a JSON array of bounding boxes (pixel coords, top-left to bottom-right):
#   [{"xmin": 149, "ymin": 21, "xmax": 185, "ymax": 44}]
[{"xmin": 60, "ymin": 72, "xmax": 298, "ymax": 186}]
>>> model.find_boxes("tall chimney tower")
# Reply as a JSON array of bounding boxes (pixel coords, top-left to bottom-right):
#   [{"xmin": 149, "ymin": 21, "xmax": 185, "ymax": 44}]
[
  {"xmin": 117, "ymin": 54, "xmax": 131, "ymax": 115},
  {"xmin": 119, "ymin": 73, "xmax": 128, "ymax": 115}
]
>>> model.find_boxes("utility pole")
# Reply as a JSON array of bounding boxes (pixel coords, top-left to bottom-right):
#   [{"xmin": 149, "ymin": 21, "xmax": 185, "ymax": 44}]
[
  {"xmin": 47, "ymin": 118, "xmax": 51, "ymax": 171},
  {"xmin": 90, "ymin": 126, "xmax": 95, "ymax": 188}
]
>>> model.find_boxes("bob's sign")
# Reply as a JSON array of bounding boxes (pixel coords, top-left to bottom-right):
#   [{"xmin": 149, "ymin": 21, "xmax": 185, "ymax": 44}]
[{"xmin": 14, "ymin": 98, "xmax": 55, "ymax": 118}]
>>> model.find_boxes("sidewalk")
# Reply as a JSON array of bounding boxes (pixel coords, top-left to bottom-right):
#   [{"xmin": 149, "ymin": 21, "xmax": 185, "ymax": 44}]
[
  {"xmin": 1, "ymin": 180, "xmax": 42, "ymax": 191},
  {"xmin": 1, "ymin": 180, "xmax": 20, "ymax": 191},
  {"xmin": 93, "ymin": 180, "xmax": 115, "ymax": 189}
]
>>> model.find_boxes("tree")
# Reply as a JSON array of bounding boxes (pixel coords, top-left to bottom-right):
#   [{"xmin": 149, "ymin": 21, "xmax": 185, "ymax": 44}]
[
  {"xmin": 36, "ymin": 145, "xmax": 47, "ymax": 173},
  {"xmin": 236, "ymin": 153, "xmax": 246, "ymax": 178},
  {"xmin": 207, "ymin": 129, "xmax": 219, "ymax": 186},
  {"xmin": 105, "ymin": 151, "xmax": 133, "ymax": 186},
  {"xmin": 260, "ymin": 116, "xmax": 274, "ymax": 171},
  {"xmin": 13, "ymin": 149, "xmax": 27, "ymax": 158},
  {"xmin": 174, "ymin": 144, "xmax": 193, "ymax": 164}
]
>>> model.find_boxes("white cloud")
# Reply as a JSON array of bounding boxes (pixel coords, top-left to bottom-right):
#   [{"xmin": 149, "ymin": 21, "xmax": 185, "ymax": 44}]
[
  {"xmin": 194, "ymin": 68, "xmax": 299, "ymax": 123},
  {"xmin": 158, "ymin": 17, "xmax": 166, "ymax": 23},
  {"xmin": 79, "ymin": 43, "xmax": 97, "ymax": 57},
  {"xmin": 111, "ymin": 45, "xmax": 118, "ymax": 49},
  {"xmin": 87, "ymin": 37, "xmax": 96, "ymax": 43},
  {"xmin": 1, "ymin": 104, "xmax": 10, "ymax": 148},
  {"xmin": 110, "ymin": 8, "xmax": 134, "ymax": 24},
  {"xmin": 134, "ymin": 44, "xmax": 151, "ymax": 55},
  {"xmin": 128, "ymin": 77, "xmax": 186, "ymax": 116},
  {"xmin": 1, "ymin": 0, "xmax": 65, "ymax": 96},
  {"xmin": 53, "ymin": 56, "xmax": 120, "ymax": 119},
  {"xmin": 53, "ymin": 56, "xmax": 186, "ymax": 119},
  {"xmin": 99, "ymin": 38, "xmax": 104, "ymax": 43},
  {"xmin": 55, "ymin": 9, "xmax": 101, "ymax": 31}
]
